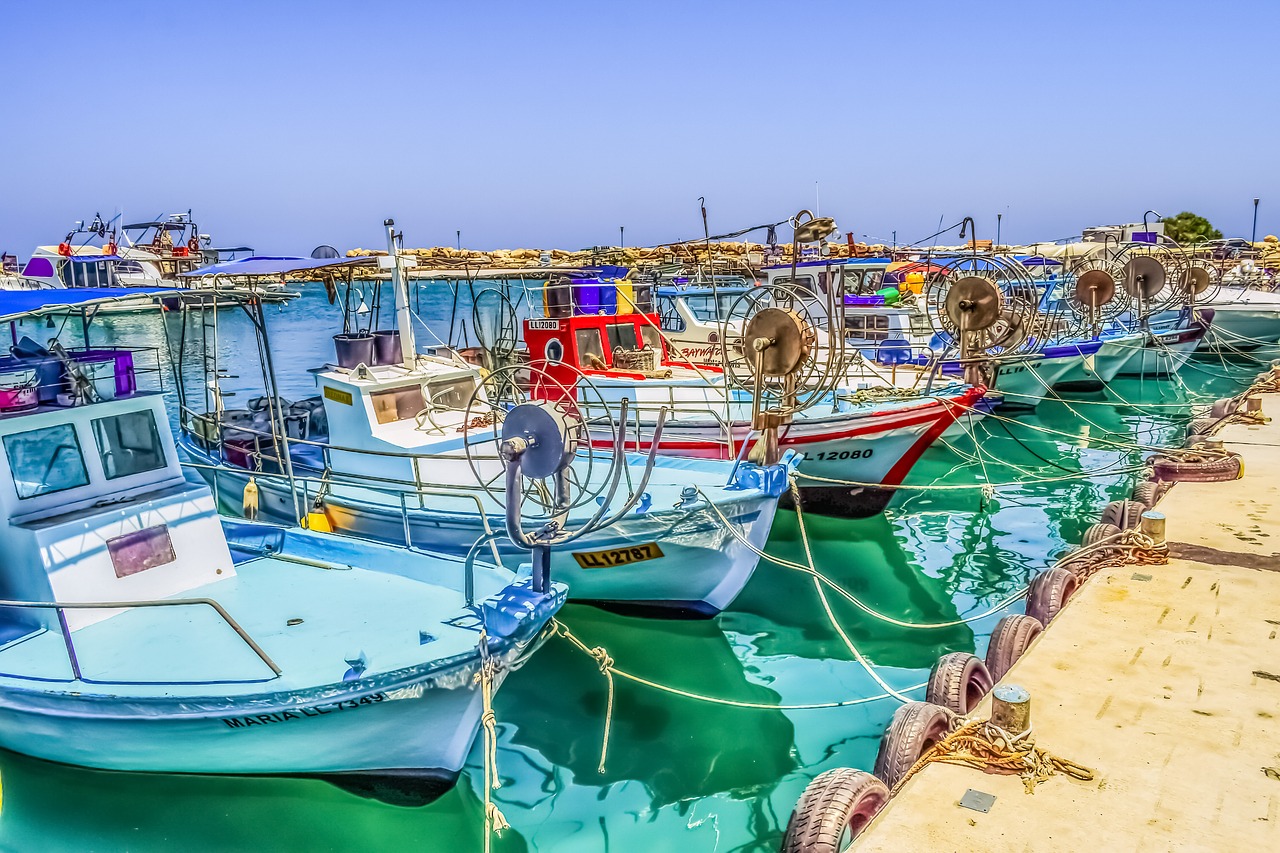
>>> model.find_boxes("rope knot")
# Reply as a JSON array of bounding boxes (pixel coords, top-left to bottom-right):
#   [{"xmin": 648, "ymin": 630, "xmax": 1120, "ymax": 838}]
[{"xmin": 589, "ymin": 646, "xmax": 614, "ymax": 673}]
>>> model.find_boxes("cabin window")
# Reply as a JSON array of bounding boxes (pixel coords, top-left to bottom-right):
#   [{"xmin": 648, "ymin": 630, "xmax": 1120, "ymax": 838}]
[
  {"xmin": 425, "ymin": 376, "xmax": 476, "ymax": 411},
  {"xmin": 4, "ymin": 424, "xmax": 91, "ymax": 499},
  {"xmin": 845, "ymin": 270, "xmax": 865, "ymax": 292},
  {"xmin": 639, "ymin": 326, "xmax": 662, "ymax": 352},
  {"xmin": 60, "ymin": 261, "xmax": 112, "ymax": 289},
  {"xmin": 864, "ymin": 271, "xmax": 884, "ymax": 290},
  {"xmin": 92, "ymin": 410, "xmax": 167, "ymax": 480},
  {"xmin": 775, "ymin": 275, "xmax": 816, "ymax": 295},
  {"xmin": 605, "ymin": 322, "xmax": 639, "ymax": 352},
  {"xmin": 575, "ymin": 328, "xmax": 604, "ymax": 369},
  {"xmin": 370, "ymin": 385, "xmax": 426, "ymax": 424},
  {"xmin": 114, "ymin": 260, "xmax": 145, "ymax": 275}
]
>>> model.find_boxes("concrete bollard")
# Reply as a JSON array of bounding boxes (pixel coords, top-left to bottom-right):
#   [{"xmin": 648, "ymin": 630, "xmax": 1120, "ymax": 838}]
[
  {"xmin": 990, "ymin": 684, "xmax": 1031, "ymax": 735},
  {"xmin": 1140, "ymin": 510, "xmax": 1167, "ymax": 546}
]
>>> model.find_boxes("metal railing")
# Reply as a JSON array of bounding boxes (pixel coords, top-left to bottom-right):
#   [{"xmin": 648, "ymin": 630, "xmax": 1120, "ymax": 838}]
[{"xmin": 0, "ymin": 596, "xmax": 281, "ymax": 685}]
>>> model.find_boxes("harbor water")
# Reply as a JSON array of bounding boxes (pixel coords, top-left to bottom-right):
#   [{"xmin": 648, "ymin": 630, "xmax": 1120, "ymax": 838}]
[{"xmin": 0, "ymin": 288, "xmax": 1264, "ymax": 852}]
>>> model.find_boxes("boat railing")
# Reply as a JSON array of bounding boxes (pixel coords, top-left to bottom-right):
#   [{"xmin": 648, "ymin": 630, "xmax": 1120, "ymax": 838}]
[{"xmin": 0, "ymin": 596, "xmax": 282, "ymax": 685}]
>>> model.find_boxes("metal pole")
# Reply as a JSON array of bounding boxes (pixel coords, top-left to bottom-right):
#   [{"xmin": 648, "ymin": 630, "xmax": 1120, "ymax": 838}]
[
  {"xmin": 1253, "ymin": 198, "xmax": 1260, "ymax": 243},
  {"xmin": 387, "ymin": 219, "xmax": 416, "ymax": 369},
  {"xmin": 997, "ymin": 213, "xmax": 1002, "ymax": 247},
  {"xmin": 456, "ymin": 230, "xmax": 461, "ymax": 251},
  {"xmin": 620, "ymin": 225, "xmax": 624, "ymax": 249}
]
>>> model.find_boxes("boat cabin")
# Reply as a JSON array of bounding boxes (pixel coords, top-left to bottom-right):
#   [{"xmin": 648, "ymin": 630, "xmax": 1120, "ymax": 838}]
[{"xmin": 0, "ymin": 352, "xmax": 233, "ymax": 646}]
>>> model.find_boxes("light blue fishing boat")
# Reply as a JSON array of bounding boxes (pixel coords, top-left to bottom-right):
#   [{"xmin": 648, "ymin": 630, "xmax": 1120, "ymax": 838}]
[{"xmin": 0, "ymin": 289, "xmax": 566, "ymax": 804}]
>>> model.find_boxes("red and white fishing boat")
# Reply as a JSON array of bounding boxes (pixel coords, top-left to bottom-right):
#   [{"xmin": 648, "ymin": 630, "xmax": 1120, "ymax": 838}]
[{"xmin": 523, "ymin": 306, "xmax": 985, "ymax": 518}]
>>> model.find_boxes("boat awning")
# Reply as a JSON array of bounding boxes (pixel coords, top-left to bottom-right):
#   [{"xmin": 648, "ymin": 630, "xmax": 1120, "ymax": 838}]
[
  {"xmin": 179, "ymin": 255, "xmax": 379, "ymax": 278},
  {"xmin": 66, "ymin": 254, "xmax": 125, "ymax": 263},
  {"xmin": 0, "ymin": 288, "xmax": 172, "ymax": 322}
]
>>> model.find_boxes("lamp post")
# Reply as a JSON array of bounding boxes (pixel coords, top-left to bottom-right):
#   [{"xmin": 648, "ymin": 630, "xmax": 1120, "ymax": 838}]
[
  {"xmin": 1253, "ymin": 198, "xmax": 1260, "ymax": 244},
  {"xmin": 620, "ymin": 226, "xmax": 625, "ymax": 248},
  {"xmin": 997, "ymin": 213, "xmax": 1002, "ymax": 247},
  {"xmin": 456, "ymin": 230, "xmax": 461, "ymax": 252}
]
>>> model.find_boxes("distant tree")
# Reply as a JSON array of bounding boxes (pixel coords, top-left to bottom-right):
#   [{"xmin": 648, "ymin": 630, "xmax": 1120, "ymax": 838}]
[{"xmin": 1161, "ymin": 211, "xmax": 1223, "ymax": 244}]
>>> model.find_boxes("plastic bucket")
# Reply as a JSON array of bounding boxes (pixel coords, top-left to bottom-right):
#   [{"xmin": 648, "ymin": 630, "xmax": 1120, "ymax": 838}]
[
  {"xmin": 372, "ymin": 330, "xmax": 402, "ymax": 365},
  {"xmin": 0, "ymin": 369, "xmax": 37, "ymax": 412},
  {"xmin": 333, "ymin": 334, "xmax": 374, "ymax": 369}
]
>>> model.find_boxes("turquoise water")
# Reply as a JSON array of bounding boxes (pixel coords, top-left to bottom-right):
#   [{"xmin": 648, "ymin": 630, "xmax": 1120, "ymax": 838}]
[{"xmin": 0, "ymin": 289, "xmax": 1266, "ymax": 851}]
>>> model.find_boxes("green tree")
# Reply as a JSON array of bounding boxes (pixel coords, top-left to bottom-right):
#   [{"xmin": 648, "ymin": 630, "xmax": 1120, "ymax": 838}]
[{"xmin": 1161, "ymin": 211, "xmax": 1223, "ymax": 244}]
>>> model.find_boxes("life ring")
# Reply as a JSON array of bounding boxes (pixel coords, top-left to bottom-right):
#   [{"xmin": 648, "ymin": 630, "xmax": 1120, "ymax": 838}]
[
  {"xmin": 1151, "ymin": 453, "xmax": 1243, "ymax": 483},
  {"xmin": 873, "ymin": 701, "xmax": 954, "ymax": 789},
  {"xmin": 782, "ymin": 768, "xmax": 889, "ymax": 851},
  {"xmin": 926, "ymin": 652, "xmax": 993, "ymax": 714},
  {"xmin": 1099, "ymin": 499, "xmax": 1146, "ymax": 529},
  {"xmin": 985, "ymin": 614, "xmax": 1043, "ymax": 682},
  {"xmin": 57, "ymin": 242, "xmax": 72, "ymax": 256},
  {"xmin": 188, "ymin": 236, "xmax": 200, "ymax": 253},
  {"xmin": 1026, "ymin": 567, "xmax": 1078, "ymax": 625},
  {"xmin": 104, "ymin": 242, "xmax": 117, "ymax": 256}
]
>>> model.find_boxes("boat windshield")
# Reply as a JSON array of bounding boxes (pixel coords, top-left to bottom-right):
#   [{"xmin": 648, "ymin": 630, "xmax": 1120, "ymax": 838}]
[
  {"xmin": 92, "ymin": 410, "xmax": 167, "ymax": 479},
  {"xmin": 4, "ymin": 424, "xmax": 91, "ymax": 499}
]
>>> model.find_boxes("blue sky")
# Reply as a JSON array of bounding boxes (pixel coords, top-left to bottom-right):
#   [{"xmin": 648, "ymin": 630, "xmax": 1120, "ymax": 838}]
[{"xmin": 2, "ymin": 0, "xmax": 1275, "ymax": 256}]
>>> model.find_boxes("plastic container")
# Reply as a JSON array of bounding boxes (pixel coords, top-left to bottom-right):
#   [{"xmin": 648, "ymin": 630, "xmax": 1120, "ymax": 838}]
[
  {"xmin": 372, "ymin": 330, "xmax": 402, "ymax": 365},
  {"xmin": 333, "ymin": 333, "xmax": 374, "ymax": 369},
  {"xmin": 876, "ymin": 286, "xmax": 901, "ymax": 305},
  {"xmin": 543, "ymin": 278, "xmax": 572, "ymax": 318},
  {"xmin": 615, "ymin": 281, "xmax": 635, "ymax": 314},
  {"xmin": 82, "ymin": 361, "xmax": 118, "ymax": 400},
  {"xmin": 0, "ymin": 369, "xmax": 37, "ymax": 412},
  {"xmin": 572, "ymin": 279, "xmax": 602, "ymax": 315},
  {"xmin": 846, "ymin": 295, "xmax": 886, "ymax": 306},
  {"xmin": 630, "ymin": 282, "xmax": 654, "ymax": 314}
]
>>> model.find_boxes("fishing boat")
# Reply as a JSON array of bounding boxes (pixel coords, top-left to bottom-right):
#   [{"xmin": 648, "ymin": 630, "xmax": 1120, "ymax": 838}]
[
  {"xmin": 523, "ymin": 298, "xmax": 984, "ymax": 517},
  {"xmin": 0, "ymin": 288, "xmax": 566, "ymax": 803},
  {"xmin": 13, "ymin": 212, "xmax": 288, "ymax": 305},
  {"xmin": 176, "ymin": 230, "xmax": 793, "ymax": 617}
]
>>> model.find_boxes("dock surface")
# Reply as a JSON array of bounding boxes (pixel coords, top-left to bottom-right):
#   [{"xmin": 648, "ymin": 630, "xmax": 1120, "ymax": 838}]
[{"xmin": 854, "ymin": 395, "xmax": 1280, "ymax": 851}]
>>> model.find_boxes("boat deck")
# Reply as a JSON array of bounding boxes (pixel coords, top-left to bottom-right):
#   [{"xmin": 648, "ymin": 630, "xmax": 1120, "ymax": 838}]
[
  {"xmin": 854, "ymin": 393, "xmax": 1280, "ymax": 851},
  {"xmin": 0, "ymin": 556, "xmax": 482, "ymax": 698}
]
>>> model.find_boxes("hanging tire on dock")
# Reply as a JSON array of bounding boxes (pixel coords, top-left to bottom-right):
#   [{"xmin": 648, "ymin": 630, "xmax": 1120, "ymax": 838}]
[
  {"xmin": 1151, "ymin": 453, "xmax": 1243, "ymax": 483},
  {"xmin": 1187, "ymin": 417, "xmax": 1218, "ymax": 439},
  {"xmin": 1100, "ymin": 499, "xmax": 1146, "ymax": 529},
  {"xmin": 926, "ymin": 652, "xmax": 994, "ymax": 715},
  {"xmin": 782, "ymin": 768, "xmax": 890, "ymax": 852},
  {"xmin": 985, "ymin": 614, "xmax": 1044, "ymax": 682},
  {"xmin": 1130, "ymin": 481, "xmax": 1161, "ymax": 509},
  {"xmin": 873, "ymin": 701, "xmax": 954, "ymax": 789},
  {"xmin": 1082, "ymin": 521, "xmax": 1123, "ymax": 553},
  {"xmin": 1026, "ymin": 567, "xmax": 1078, "ymax": 625}
]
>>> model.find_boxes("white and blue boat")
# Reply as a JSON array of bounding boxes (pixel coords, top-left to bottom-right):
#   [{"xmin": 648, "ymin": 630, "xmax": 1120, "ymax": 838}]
[
  {"xmin": 174, "ymin": 236, "xmax": 793, "ymax": 617},
  {"xmin": 0, "ymin": 289, "xmax": 566, "ymax": 803}
]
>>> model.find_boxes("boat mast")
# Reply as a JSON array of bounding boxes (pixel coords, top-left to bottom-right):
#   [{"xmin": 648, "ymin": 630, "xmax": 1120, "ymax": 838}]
[{"xmin": 385, "ymin": 218, "xmax": 416, "ymax": 368}]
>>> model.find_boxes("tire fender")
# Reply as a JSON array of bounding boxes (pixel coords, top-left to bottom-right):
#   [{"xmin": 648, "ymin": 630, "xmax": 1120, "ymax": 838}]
[
  {"xmin": 1026, "ymin": 567, "xmax": 1078, "ymax": 625},
  {"xmin": 782, "ymin": 768, "xmax": 889, "ymax": 852},
  {"xmin": 873, "ymin": 701, "xmax": 954, "ymax": 789},
  {"xmin": 985, "ymin": 614, "xmax": 1044, "ymax": 682},
  {"xmin": 926, "ymin": 652, "xmax": 993, "ymax": 715}
]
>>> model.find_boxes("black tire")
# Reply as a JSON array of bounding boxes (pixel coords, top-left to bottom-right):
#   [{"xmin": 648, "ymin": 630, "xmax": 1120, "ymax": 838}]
[
  {"xmin": 985, "ymin": 614, "xmax": 1044, "ymax": 682},
  {"xmin": 1130, "ymin": 480, "xmax": 1160, "ymax": 509},
  {"xmin": 873, "ymin": 701, "xmax": 953, "ymax": 789},
  {"xmin": 1082, "ymin": 521, "xmax": 1122, "ymax": 553},
  {"xmin": 1152, "ymin": 454, "xmax": 1242, "ymax": 483},
  {"xmin": 782, "ymin": 768, "xmax": 889, "ymax": 852},
  {"xmin": 1187, "ymin": 417, "xmax": 1217, "ymax": 438},
  {"xmin": 926, "ymin": 652, "xmax": 994, "ymax": 715},
  {"xmin": 1026, "ymin": 567, "xmax": 1079, "ymax": 625},
  {"xmin": 1100, "ymin": 499, "xmax": 1146, "ymax": 529}
]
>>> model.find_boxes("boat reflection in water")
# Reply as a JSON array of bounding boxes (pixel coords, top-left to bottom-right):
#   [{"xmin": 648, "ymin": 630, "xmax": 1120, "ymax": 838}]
[{"xmin": 0, "ymin": 747, "xmax": 519, "ymax": 852}]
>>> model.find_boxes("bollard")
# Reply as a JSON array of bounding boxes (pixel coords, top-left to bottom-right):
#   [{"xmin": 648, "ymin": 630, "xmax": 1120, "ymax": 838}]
[
  {"xmin": 1202, "ymin": 438, "xmax": 1225, "ymax": 452},
  {"xmin": 1140, "ymin": 510, "xmax": 1166, "ymax": 546},
  {"xmin": 990, "ymin": 684, "xmax": 1031, "ymax": 735},
  {"xmin": 1246, "ymin": 396, "xmax": 1264, "ymax": 414}
]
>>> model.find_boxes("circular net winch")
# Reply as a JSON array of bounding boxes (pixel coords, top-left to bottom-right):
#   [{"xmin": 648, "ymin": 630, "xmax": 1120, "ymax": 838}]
[
  {"xmin": 922, "ymin": 254, "xmax": 1041, "ymax": 359},
  {"xmin": 461, "ymin": 362, "xmax": 616, "ymax": 517}
]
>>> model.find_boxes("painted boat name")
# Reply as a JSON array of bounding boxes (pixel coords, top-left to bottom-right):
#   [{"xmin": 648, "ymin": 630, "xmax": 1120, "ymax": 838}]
[{"xmin": 222, "ymin": 692, "xmax": 387, "ymax": 729}]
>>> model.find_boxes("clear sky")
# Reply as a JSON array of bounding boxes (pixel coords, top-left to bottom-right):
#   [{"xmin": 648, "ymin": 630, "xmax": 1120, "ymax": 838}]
[{"xmin": 2, "ymin": 0, "xmax": 1275, "ymax": 257}]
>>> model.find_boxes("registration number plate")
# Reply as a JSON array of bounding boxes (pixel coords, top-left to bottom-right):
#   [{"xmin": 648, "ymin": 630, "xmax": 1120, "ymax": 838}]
[{"xmin": 572, "ymin": 542, "xmax": 665, "ymax": 569}]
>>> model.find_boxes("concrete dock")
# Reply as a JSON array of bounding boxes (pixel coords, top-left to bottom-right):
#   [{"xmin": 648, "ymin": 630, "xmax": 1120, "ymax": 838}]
[{"xmin": 854, "ymin": 395, "xmax": 1280, "ymax": 851}]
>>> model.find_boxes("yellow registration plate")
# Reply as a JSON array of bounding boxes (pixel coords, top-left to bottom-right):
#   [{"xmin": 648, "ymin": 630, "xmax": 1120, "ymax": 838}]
[{"xmin": 572, "ymin": 542, "xmax": 665, "ymax": 569}]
